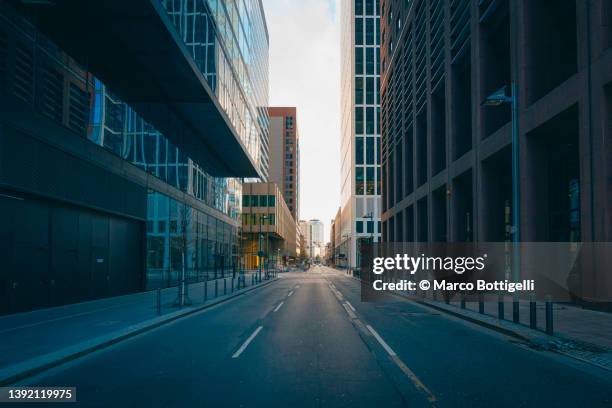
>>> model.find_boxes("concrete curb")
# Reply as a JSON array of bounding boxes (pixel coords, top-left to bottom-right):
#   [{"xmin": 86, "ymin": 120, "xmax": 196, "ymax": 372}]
[
  {"xmin": 343, "ymin": 273, "xmax": 612, "ymax": 373},
  {"xmin": 0, "ymin": 278, "xmax": 278, "ymax": 386}
]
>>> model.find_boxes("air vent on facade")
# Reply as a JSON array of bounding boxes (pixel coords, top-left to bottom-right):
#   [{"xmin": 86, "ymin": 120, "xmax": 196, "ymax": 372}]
[
  {"xmin": 41, "ymin": 66, "xmax": 64, "ymax": 123},
  {"xmin": 69, "ymin": 82, "xmax": 88, "ymax": 135},
  {"xmin": 13, "ymin": 42, "xmax": 34, "ymax": 103}
]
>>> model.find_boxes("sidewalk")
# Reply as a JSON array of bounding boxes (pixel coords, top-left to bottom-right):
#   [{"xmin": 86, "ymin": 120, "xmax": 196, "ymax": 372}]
[
  {"xmin": 0, "ymin": 272, "xmax": 275, "ymax": 385},
  {"xmin": 338, "ymin": 268, "xmax": 612, "ymax": 372}
]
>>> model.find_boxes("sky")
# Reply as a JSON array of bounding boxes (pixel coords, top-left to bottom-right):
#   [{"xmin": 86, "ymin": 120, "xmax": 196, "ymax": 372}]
[{"xmin": 264, "ymin": 0, "xmax": 342, "ymax": 242}]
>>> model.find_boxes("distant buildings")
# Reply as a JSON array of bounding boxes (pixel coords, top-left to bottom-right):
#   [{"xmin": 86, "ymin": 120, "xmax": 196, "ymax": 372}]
[
  {"xmin": 379, "ymin": 0, "xmax": 612, "ymax": 245},
  {"xmin": 268, "ymin": 107, "xmax": 300, "ymax": 221},
  {"xmin": 241, "ymin": 183, "xmax": 297, "ymax": 269},
  {"xmin": 299, "ymin": 219, "xmax": 325, "ymax": 260},
  {"xmin": 337, "ymin": 0, "xmax": 382, "ymax": 269},
  {"xmin": 0, "ymin": 0, "xmax": 269, "ymax": 315}
]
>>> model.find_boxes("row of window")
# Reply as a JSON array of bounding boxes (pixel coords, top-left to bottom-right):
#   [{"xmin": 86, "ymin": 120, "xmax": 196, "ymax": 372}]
[
  {"xmin": 355, "ymin": 0, "xmax": 380, "ymax": 16},
  {"xmin": 241, "ymin": 213, "xmax": 276, "ymax": 226},
  {"xmin": 355, "ymin": 166, "xmax": 380, "ymax": 195},
  {"xmin": 355, "ymin": 46, "xmax": 380, "ymax": 76},
  {"xmin": 355, "ymin": 136, "xmax": 380, "ymax": 165},
  {"xmin": 356, "ymin": 220, "xmax": 381, "ymax": 234},
  {"xmin": 355, "ymin": 76, "xmax": 380, "ymax": 105},
  {"xmin": 355, "ymin": 106, "xmax": 381, "ymax": 135},
  {"xmin": 355, "ymin": 17, "xmax": 380, "ymax": 46},
  {"xmin": 243, "ymin": 194, "xmax": 276, "ymax": 207}
]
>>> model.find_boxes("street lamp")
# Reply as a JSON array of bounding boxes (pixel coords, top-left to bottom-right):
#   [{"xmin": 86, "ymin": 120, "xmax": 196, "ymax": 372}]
[
  {"xmin": 259, "ymin": 214, "xmax": 268, "ymax": 282},
  {"xmin": 482, "ymin": 83, "xmax": 520, "ymax": 322}
]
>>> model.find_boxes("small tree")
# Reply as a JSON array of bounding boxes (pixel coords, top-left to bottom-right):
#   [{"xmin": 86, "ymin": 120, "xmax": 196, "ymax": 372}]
[{"xmin": 174, "ymin": 201, "xmax": 194, "ymax": 306}]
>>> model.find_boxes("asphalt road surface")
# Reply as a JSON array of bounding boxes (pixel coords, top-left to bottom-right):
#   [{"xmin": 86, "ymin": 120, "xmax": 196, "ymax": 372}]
[{"xmin": 17, "ymin": 266, "xmax": 612, "ymax": 407}]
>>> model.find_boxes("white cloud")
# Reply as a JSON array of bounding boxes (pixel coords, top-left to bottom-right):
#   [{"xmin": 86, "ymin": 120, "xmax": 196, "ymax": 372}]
[{"xmin": 264, "ymin": 0, "xmax": 341, "ymax": 242}]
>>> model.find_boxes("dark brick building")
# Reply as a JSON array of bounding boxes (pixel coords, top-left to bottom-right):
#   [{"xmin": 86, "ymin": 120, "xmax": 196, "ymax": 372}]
[{"xmin": 380, "ymin": 0, "xmax": 612, "ymax": 244}]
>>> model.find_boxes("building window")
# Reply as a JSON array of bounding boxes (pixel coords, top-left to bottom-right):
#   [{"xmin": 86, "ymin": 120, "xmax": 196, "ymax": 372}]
[
  {"xmin": 367, "ymin": 220, "xmax": 374, "ymax": 234},
  {"xmin": 355, "ymin": 107, "xmax": 364, "ymax": 134},
  {"xmin": 356, "ymin": 221, "xmax": 364, "ymax": 233},
  {"xmin": 259, "ymin": 195, "xmax": 268, "ymax": 207},
  {"xmin": 356, "ymin": 166, "xmax": 365, "ymax": 195},
  {"xmin": 355, "ymin": 47, "xmax": 364, "ymax": 75},
  {"xmin": 268, "ymin": 195, "xmax": 275, "ymax": 207},
  {"xmin": 366, "ymin": 137, "xmax": 374, "ymax": 164},
  {"xmin": 356, "ymin": 77, "xmax": 364, "ymax": 104},
  {"xmin": 355, "ymin": 17, "xmax": 363, "ymax": 45},
  {"xmin": 243, "ymin": 195, "xmax": 250, "ymax": 207},
  {"xmin": 366, "ymin": 107, "xmax": 375, "ymax": 134},
  {"xmin": 366, "ymin": 47, "xmax": 374, "ymax": 74},
  {"xmin": 251, "ymin": 195, "xmax": 259, "ymax": 207},
  {"xmin": 366, "ymin": 167, "xmax": 375, "ymax": 195},
  {"xmin": 269, "ymin": 214, "xmax": 275, "ymax": 225},
  {"xmin": 356, "ymin": 136, "xmax": 364, "ymax": 164},
  {"xmin": 251, "ymin": 214, "xmax": 257, "ymax": 225}
]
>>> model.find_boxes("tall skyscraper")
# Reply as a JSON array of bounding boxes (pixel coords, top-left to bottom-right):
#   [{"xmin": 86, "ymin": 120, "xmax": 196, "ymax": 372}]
[
  {"xmin": 338, "ymin": 0, "xmax": 382, "ymax": 269},
  {"xmin": 379, "ymin": 0, "xmax": 611, "ymax": 246},
  {"xmin": 268, "ymin": 107, "xmax": 300, "ymax": 221},
  {"xmin": 0, "ymin": 0, "xmax": 269, "ymax": 314}
]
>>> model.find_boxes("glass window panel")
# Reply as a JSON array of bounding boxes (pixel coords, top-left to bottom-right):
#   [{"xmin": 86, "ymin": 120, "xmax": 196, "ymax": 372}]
[
  {"xmin": 366, "ymin": 47, "xmax": 375, "ymax": 74},
  {"xmin": 356, "ymin": 166, "xmax": 365, "ymax": 195},
  {"xmin": 366, "ymin": 107, "xmax": 375, "ymax": 134},
  {"xmin": 355, "ymin": 47, "xmax": 363, "ymax": 75},
  {"xmin": 356, "ymin": 136, "xmax": 364, "ymax": 165},
  {"xmin": 366, "ymin": 18, "xmax": 374, "ymax": 45},
  {"xmin": 259, "ymin": 195, "xmax": 267, "ymax": 207},
  {"xmin": 366, "ymin": 77, "xmax": 374, "ymax": 105},
  {"xmin": 268, "ymin": 195, "xmax": 275, "ymax": 207},
  {"xmin": 355, "ymin": 17, "xmax": 363, "ymax": 46},
  {"xmin": 355, "ymin": 107, "xmax": 364, "ymax": 134},
  {"xmin": 356, "ymin": 221, "xmax": 364, "ymax": 234},
  {"xmin": 366, "ymin": 137, "xmax": 374, "ymax": 164},
  {"xmin": 366, "ymin": 167, "xmax": 375, "ymax": 195},
  {"xmin": 355, "ymin": 77, "xmax": 364, "ymax": 105}
]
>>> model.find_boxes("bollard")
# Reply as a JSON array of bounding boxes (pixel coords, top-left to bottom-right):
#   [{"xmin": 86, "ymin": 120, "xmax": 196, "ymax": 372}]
[
  {"xmin": 204, "ymin": 280, "xmax": 208, "ymax": 302},
  {"xmin": 478, "ymin": 293, "xmax": 484, "ymax": 314},
  {"xmin": 231, "ymin": 278, "xmax": 235, "ymax": 293},
  {"xmin": 215, "ymin": 279, "xmax": 218, "ymax": 297},
  {"xmin": 224, "ymin": 278, "xmax": 227, "ymax": 295},
  {"xmin": 156, "ymin": 288, "xmax": 161, "ymax": 316},
  {"xmin": 545, "ymin": 296, "xmax": 553, "ymax": 335},
  {"xmin": 498, "ymin": 293, "xmax": 504, "ymax": 320},
  {"xmin": 460, "ymin": 292, "xmax": 466, "ymax": 309},
  {"xmin": 529, "ymin": 294, "xmax": 537, "ymax": 329},
  {"xmin": 513, "ymin": 298, "xmax": 520, "ymax": 323}
]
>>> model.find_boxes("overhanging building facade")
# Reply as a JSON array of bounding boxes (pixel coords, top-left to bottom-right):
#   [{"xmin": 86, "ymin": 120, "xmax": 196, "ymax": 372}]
[
  {"xmin": 0, "ymin": 0, "xmax": 269, "ymax": 314},
  {"xmin": 380, "ymin": 0, "xmax": 612, "ymax": 245},
  {"xmin": 338, "ymin": 0, "xmax": 383, "ymax": 270}
]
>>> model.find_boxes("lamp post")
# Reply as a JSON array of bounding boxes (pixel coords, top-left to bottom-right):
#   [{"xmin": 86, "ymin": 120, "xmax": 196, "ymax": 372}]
[
  {"xmin": 259, "ymin": 214, "xmax": 268, "ymax": 282},
  {"xmin": 341, "ymin": 233, "xmax": 350, "ymax": 274},
  {"xmin": 482, "ymin": 83, "xmax": 520, "ymax": 322}
]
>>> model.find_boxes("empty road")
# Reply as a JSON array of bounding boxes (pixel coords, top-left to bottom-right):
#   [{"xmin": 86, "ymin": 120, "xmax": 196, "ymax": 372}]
[{"xmin": 17, "ymin": 267, "xmax": 612, "ymax": 407}]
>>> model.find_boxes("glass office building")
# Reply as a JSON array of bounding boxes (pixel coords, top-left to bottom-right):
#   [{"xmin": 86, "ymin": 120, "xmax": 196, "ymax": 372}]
[
  {"xmin": 337, "ymin": 0, "xmax": 382, "ymax": 269},
  {"xmin": 0, "ymin": 0, "xmax": 270, "ymax": 314}
]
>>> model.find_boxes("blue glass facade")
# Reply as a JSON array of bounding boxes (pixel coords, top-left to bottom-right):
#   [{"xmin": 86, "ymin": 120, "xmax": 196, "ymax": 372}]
[
  {"xmin": 0, "ymin": 0, "xmax": 270, "ymax": 313},
  {"xmin": 163, "ymin": 0, "xmax": 270, "ymax": 180}
]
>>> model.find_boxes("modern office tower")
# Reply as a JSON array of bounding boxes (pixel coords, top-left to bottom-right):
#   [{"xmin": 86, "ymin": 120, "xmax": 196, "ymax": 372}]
[
  {"xmin": 309, "ymin": 219, "xmax": 325, "ymax": 259},
  {"xmin": 0, "ymin": 0, "xmax": 269, "ymax": 315},
  {"xmin": 241, "ymin": 183, "xmax": 297, "ymax": 269},
  {"xmin": 338, "ymin": 0, "xmax": 382, "ymax": 269},
  {"xmin": 379, "ymin": 0, "xmax": 612, "ymax": 245},
  {"xmin": 268, "ymin": 107, "xmax": 300, "ymax": 220},
  {"xmin": 299, "ymin": 220, "xmax": 311, "ymax": 258}
]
